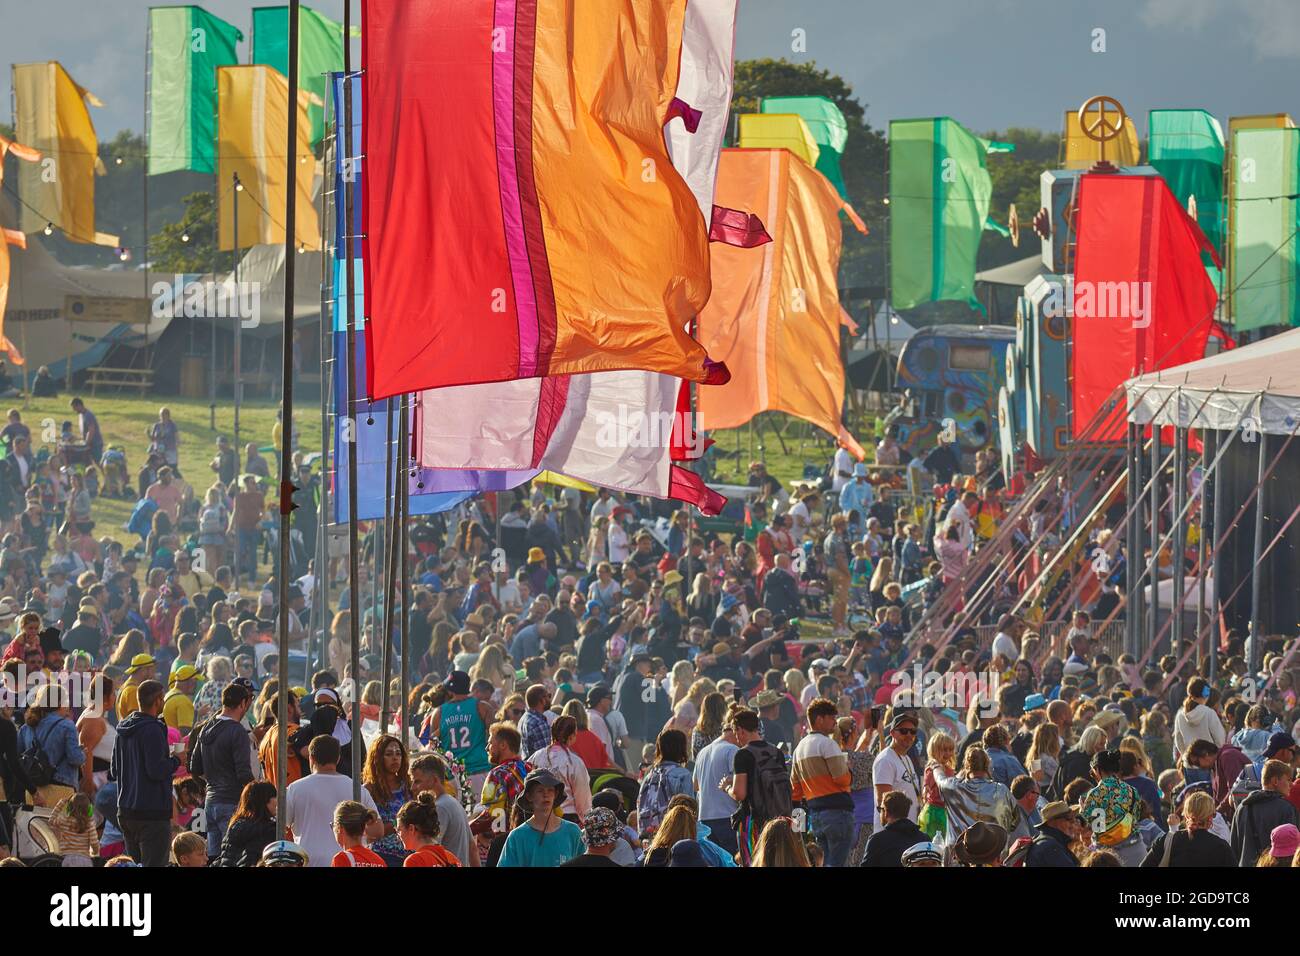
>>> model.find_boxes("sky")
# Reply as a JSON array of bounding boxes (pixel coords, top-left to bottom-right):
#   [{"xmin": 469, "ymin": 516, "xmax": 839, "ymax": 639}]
[{"xmin": 1, "ymin": 0, "xmax": 1298, "ymax": 139}]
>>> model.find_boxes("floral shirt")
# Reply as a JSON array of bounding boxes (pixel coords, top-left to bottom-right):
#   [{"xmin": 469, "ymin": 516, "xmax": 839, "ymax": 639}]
[{"xmin": 480, "ymin": 758, "xmax": 530, "ymax": 828}]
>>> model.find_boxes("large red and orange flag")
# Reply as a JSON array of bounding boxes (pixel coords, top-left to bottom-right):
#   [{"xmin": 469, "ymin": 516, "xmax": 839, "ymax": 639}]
[
  {"xmin": 362, "ymin": 0, "xmax": 723, "ymax": 399},
  {"xmin": 698, "ymin": 148, "xmax": 866, "ymax": 458}
]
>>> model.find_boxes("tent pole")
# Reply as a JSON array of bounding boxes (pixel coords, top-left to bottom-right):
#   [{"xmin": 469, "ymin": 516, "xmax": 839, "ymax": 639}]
[
  {"xmin": 1247, "ymin": 421, "xmax": 1268, "ymax": 675},
  {"xmin": 1209, "ymin": 427, "xmax": 1225, "ymax": 683},
  {"xmin": 1171, "ymin": 418, "xmax": 1187, "ymax": 661},
  {"xmin": 1196, "ymin": 430, "xmax": 1210, "ymax": 671},
  {"xmin": 1125, "ymin": 421, "xmax": 1138, "ymax": 658},
  {"xmin": 1147, "ymin": 422, "xmax": 1160, "ymax": 657},
  {"xmin": 381, "ymin": 405, "xmax": 398, "ymax": 729}
]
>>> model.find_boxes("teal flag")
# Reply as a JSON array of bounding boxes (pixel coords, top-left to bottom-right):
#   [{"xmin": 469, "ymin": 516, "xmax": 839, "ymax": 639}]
[
  {"xmin": 889, "ymin": 117, "xmax": 997, "ymax": 312},
  {"xmin": 1148, "ymin": 109, "xmax": 1226, "ymax": 254},
  {"xmin": 252, "ymin": 5, "xmax": 355, "ymax": 146},
  {"xmin": 148, "ymin": 6, "xmax": 243, "ymax": 175},
  {"xmin": 761, "ymin": 95, "xmax": 850, "ymax": 199}
]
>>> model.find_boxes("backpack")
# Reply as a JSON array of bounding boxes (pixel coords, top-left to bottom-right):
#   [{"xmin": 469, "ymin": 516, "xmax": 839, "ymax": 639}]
[
  {"xmin": 744, "ymin": 741, "xmax": 793, "ymax": 824},
  {"xmin": 636, "ymin": 765, "xmax": 677, "ymax": 837},
  {"xmin": 200, "ymin": 506, "xmax": 226, "ymax": 537},
  {"xmin": 19, "ymin": 719, "xmax": 59, "ymax": 789},
  {"xmin": 1003, "ymin": 835, "xmax": 1034, "ymax": 868}
]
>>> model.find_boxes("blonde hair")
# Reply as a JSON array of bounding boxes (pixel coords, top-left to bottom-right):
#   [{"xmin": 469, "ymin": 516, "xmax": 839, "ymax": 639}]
[
  {"xmin": 1118, "ymin": 736, "xmax": 1152, "ymax": 775},
  {"xmin": 647, "ymin": 805, "xmax": 697, "ymax": 853},
  {"xmin": 469, "ymin": 643, "xmax": 512, "ymax": 687},
  {"xmin": 926, "ymin": 730, "xmax": 955, "ymax": 762},
  {"xmin": 1183, "ymin": 791, "xmax": 1215, "ymax": 828},
  {"xmin": 783, "ymin": 668, "xmax": 808, "ymax": 699},
  {"xmin": 751, "ymin": 817, "xmax": 811, "ymax": 868},
  {"xmin": 669, "ymin": 660, "xmax": 695, "ymax": 706},
  {"xmin": 1027, "ymin": 722, "xmax": 1061, "ymax": 763},
  {"xmin": 561, "ymin": 698, "xmax": 589, "ymax": 732}
]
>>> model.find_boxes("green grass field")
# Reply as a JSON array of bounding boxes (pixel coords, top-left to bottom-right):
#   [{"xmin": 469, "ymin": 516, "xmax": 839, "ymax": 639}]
[
  {"xmin": 21, "ymin": 394, "xmax": 323, "ymax": 548},
  {"xmin": 31, "ymin": 394, "xmax": 860, "ymax": 549}
]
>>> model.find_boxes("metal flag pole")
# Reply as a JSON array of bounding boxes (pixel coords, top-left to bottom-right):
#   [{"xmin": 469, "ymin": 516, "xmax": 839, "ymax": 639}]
[
  {"xmin": 381, "ymin": 405, "xmax": 398, "ymax": 728},
  {"xmin": 342, "ymin": 0, "xmax": 363, "ymax": 797},
  {"xmin": 233, "ymin": 171, "xmax": 243, "ymax": 453},
  {"xmin": 275, "ymin": 0, "xmax": 303, "ymax": 842},
  {"xmin": 399, "ymin": 392, "xmax": 411, "ymax": 740}
]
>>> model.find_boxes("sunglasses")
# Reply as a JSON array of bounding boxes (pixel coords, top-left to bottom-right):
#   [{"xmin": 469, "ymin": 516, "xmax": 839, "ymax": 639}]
[
  {"xmin": 893, "ymin": 727, "xmax": 917, "ymax": 736},
  {"xmin": 508, "ymin": 709, "xmax": 524, "ymax": 719}
]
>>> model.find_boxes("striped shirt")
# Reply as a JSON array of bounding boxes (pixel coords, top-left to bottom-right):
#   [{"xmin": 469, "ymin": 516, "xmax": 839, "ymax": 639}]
[{"xmin": 791, "ymin": 731, "xmax": 853, "ymax": 812}]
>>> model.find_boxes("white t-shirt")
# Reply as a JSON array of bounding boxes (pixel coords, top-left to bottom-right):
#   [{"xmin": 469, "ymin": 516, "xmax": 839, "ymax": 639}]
[
  {"xmin": 607, "ymin": 523, "xmax": 630, "ymax": 564},
  {"xmin": 285, "ymin": 771, "xmax": 379, "ymax": 867},
  {"xmin": 991, "ymin": 631, "xmax": 1019, "ymax": 663},
  {"xmin": 831, "ymin": 447, "xmax": 854, "ymax": 493},
  {"xmin": 788, "ymin": 501, "xmax": 812, "ymax": 542},
  {"xmin": 871, "ymin": 747, "xmax": 921, "ymax": 827}
]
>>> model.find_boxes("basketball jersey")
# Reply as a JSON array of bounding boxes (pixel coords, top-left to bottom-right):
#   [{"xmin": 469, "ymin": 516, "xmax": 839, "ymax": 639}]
[{"xmin": 440, "ymin": 696, "xmax": 490, "ymax": 774}]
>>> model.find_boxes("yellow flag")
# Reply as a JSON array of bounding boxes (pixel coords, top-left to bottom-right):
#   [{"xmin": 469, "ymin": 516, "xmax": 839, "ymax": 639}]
[
  {"xmin": 217, "ymin": 66, "xmax": 321, "ymax": 252},
  {"xmin": 738, "ymin": 113, "xmax": 821, "ymax": 167},
  {"xmin": 1062, "ymin": 108, "xmax": 1141, "ymax": 169},
  {"xmin": 13, "ymin": 62, "xmax": 118, "ymax": 246}
]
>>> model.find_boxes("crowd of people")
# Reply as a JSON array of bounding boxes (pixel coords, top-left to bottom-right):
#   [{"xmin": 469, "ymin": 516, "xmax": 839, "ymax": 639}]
[{"xmin": 1, "ymin": 399, "xmax": 1298, "ymax": 871}]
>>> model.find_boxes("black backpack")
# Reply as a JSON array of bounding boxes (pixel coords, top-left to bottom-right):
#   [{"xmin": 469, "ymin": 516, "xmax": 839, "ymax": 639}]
[
  {"xmin": 744, "ymin": 741, "xmax": 793, "ymax": 824},
  {"xmin": 20, "ymin": 719, "xmax": 60, "ymax": 789}
]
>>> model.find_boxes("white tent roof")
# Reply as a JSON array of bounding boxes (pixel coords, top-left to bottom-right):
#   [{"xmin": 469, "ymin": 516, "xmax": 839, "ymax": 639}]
[
  {"xmin": 848, "ymin": 302, "xmax": 917, "ymax": 355},
  {"xmin": 1126, "ymin": 328, "xmax": 1300, "ymax": 434},
  {"xmin": 975, "ymin": 255, "xmax": 1048, "ymax": 288}
]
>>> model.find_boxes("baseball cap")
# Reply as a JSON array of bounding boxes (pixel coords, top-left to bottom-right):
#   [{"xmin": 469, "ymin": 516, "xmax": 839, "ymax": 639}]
[
  {"xmin": 1264, "ymin": 732, "xmax": 1297, "ymax": 759},
  {"xmin": 444, "ymin": 670, "xmax": 471, "ymax": 695}
]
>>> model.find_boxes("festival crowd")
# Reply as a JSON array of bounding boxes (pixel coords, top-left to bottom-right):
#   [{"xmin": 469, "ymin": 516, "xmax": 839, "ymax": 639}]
[{"xmin": 1, "ymin": 402, "xmax": 1298, "ymax": 870}]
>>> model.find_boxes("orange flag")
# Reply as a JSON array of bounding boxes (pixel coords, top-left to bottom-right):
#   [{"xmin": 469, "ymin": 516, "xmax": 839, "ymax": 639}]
[{"xmin": 698, "ymin": 148, "xmax": 865, "ymax": 457}]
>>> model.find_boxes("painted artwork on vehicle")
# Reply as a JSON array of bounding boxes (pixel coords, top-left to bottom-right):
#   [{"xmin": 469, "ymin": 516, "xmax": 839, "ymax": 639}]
[{"xmin": 892, "ymin": 324, "xmax": 1015, "ymax": 457}]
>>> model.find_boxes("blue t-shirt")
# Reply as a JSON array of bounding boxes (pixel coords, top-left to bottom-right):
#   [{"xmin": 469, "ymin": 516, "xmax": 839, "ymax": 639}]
[
  {"xmin": 497, "ymin": 819, "xmax": 583, "ymax": 868},
  {"xmin": 693, "ymin": 738, "xmax": 739, "ymax": 821}
]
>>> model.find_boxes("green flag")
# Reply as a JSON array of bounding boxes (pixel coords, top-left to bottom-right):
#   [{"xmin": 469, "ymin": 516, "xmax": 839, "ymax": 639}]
[
  {"xmin": 252, "ymin": 5, "xmax": 354, "ymax": 146},
  {"xmin": 889, "ymin": 117, "xmax": 995, "ymax": 312},
  {"xmin": 148, "ymin": 6, "xmax": 243, "ymax": 175},
  {"xmin": 1231, "ymin": 127, "xmax": 1299, "ymax": 331},
  {"xmin": 761, "ymin": 95, "xmax": 850, "ymax": 199},
  {"xmin": 1148, "ymin": 109, "xmax": 1226, "ymax": 253}
]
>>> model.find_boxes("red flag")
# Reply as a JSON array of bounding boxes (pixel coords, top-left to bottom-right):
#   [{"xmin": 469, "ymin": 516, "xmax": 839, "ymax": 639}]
[{"xmin": 1071, "ymin": 175, "xmax": 1219, "ymax": 441}]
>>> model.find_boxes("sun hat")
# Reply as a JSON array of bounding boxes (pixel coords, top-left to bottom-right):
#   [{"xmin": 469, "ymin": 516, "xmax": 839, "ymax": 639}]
[{"xmin": 126, "ymin": 653, "xmax": 155, "ymax": 674}]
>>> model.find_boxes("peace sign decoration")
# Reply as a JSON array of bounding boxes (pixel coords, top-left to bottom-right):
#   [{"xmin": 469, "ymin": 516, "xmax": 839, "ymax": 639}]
[{"xmin": 1077, "ymin": 95, "xmax": 1128, "ymax": 172}]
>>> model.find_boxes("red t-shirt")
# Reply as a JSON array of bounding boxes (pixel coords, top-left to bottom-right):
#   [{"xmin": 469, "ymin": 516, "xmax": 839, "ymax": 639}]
[
  {"xmin": 571, "ymin": 729, "xmax": 612, "ymax": 770},
  {"xmin": 403, "ymin": 844, "xmax": 462, "ymax": 868},
  {"xmin": 331, "ymin": 845, "xmax": 387, "ymax": 868}
]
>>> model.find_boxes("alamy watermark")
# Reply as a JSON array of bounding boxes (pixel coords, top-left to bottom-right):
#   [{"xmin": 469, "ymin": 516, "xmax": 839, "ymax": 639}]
[
  {"xmin": 1040, "ymin": 278, "xmax": 1153, "ymax": 328},
  {"xmin": 152, "ymin": 275, "xmax": 261, "ymax": 329},
  {"xmin": 0, "ymin": 667, "xmax": 103, "ymax": 713},
  {"xmin": 593, "ymin": 406, "xmax": 706, "ymax": 458},
  {"xmin": 888, "ymin": 664, "xmax": 1002, "ymax": 715}
]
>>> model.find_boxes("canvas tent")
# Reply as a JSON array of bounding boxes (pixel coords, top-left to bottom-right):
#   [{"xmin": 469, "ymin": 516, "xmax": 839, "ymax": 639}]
[{"xmin": 1126, "ymin": 327, "xmax": 1300, "ymax": 434}]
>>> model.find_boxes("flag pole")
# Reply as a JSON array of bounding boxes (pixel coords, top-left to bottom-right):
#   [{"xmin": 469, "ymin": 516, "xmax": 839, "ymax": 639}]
[
  {"xmin": 399, "ymin": 393, "xmax": 411, "ymax": 741},
  {"xmin": 275, "ymin": 0, "xmax": 303, "ymax": 842},
  {"xmin": 341, "ymin": 0, "xmax": 364, "ymax": 798}
]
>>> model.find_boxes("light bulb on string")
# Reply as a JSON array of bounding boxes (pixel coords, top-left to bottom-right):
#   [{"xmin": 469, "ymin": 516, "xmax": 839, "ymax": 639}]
[
  {"xmin": 43, "ymin": 223, "xmax": 53, "ymax": 236},
  {"xmin": 882, "ymin": 197, "xmax": 891, "ymax": 205},
  {"xmin": 181, "ymin": 232, "xmax": 190, "ymax": 243}
]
